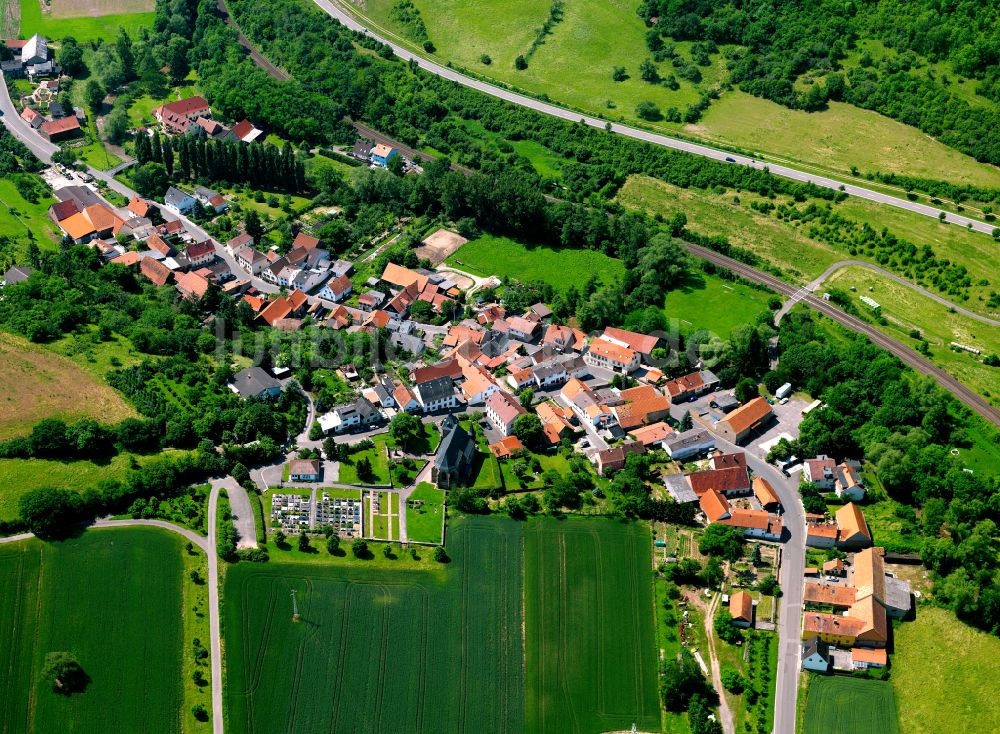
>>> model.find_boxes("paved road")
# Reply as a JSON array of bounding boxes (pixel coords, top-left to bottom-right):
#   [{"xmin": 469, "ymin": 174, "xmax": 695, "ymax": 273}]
[
  {"xmin": 93, "ymin": 518, "xmax": 209, "ymax": 550},
  {"xmin": 212, "ymin": 476, "xmax": 258, "ymax": 549},
  {"xmin": 206, "ymin": 483, "xmax": 224, "ymax": 734},
  {"xmin": 312, "ymin": 0, "xmax": 997, "ymax": 236},
  {"xmin": 706, "ymin": 432, "xmax": 805, "ymax": 734},
  {"xmin": 681, "ymin": 243, "xmax": 1000, "ymax": 428},
  {"xmin": 776, "ymin": 259, "xmax": 1000, "ymax": 326}
]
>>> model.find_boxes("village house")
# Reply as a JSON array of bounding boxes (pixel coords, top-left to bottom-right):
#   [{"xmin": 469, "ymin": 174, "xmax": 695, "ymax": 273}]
[
  {"xmin": 485, "ymin": 390, "xmax": 527, "ymax": 436},
  {"xmin": 663, "ymin": 428, "xmax": 716, "ymax": 460},
  {"xmin": 236, "ymin": 246, "xmax": 268, "ymax": 275},
  {"xmin": 542, "ymin": 323, "xmax": 586, "ymax": 352},
  {"xmin": 716, "ymin": 397, "xmax": 774, "ymax": 444},
  {"xmin": 371, "ymin": 143, "xmax": 399, "ymax": 168},
  {"xmin": 489, "ymin": 435, "xmax": 525, "ymax": 460},
  {"xmin": 231, "ymin": 118, "xmax": 263, "ymax": 143},
  {"xmin": 561, "ymin": 378, "xmax": 615, "ymax": 428},
  {"xmin": 628, "ymin": 421, "xmax": 674, "ymax": 449},
  {"xmin": 414, "ymin": 375, "xmax": 457, "ymax": 413},
  {"xmin": 584, "ymin": 337, "xmax": 641, "ymax": 374},
  {"xmin": 39, "ymin": 116, "xmax": 81, "ymax": 143},
  {"xmin": 699, "ymin": 488, "xmax": 783, "ymax": 541},
  {"xmin": 175, "ymin": 271, "xmax": 210, "ymax": 301},
  {"xmin": 317, "ymin": 274, "xmax": 353, "ymax": 303},
  {"xmin": 164, "ymin": 186, "xmax": 196, "ymax": 216},
  {"xmin": 536, "ymin": 401, "xmax": 577, "ymax": 445},
  {"xmin": 56, "ymin": 203, "xmax": 125, "ymax": 243},
  {"xmin": 185, "ymin": 240, "xmax": 216, "ymax": 268},
  {"xmin": 610, "ymin": 384, "xmax": 671, "ymax": 430},
  {"xmin": 393, "ymin": 384, "xmax": 420, "ymax": 413},
  {"xmin": 288, "ymin": 459, "xmax": 321, "ymax": 482},
  {"xmin": 729, "ymin": 591, "xmax": 754, "ymax": 627},
  {"xmin": 664, "ymin": 369, "xmax": 721, "ymax": 403},
  {"xmin": 594, "ymin": 441, "xmax": 646, "ymax": 476},
  {"xmin": 257, "ymin": 290, "xmax": 309, "ymax": 327},
  {"xmin": 801, "ymin": 639, "xmax": 831, "ymax": 672},
  {"xmin": 801, "ymin": 547, "xmax": 911, "ymax": 652},
  {"xmin": 3, "ymin": 265, "xmax": 34, "ymax": 285},
  {"xmin": 140, "ymin": 257, "xmax": 173, "ymax": 287},
  {"xmin": 153, "ymin": 96, "xmax": 212, "ymax": 134},
  {"xmin": 753, "ymin": 476, "xmax": 782, "ymax": 511},
  {"xmin": 229, "ymin": 366, "xmax": 282, "ymax": 400},
  {"xmin": 193, "ymin": 186, "xmax": 228, "ymax": 213},
  {"xmin": 318, "ymin": 397, "xmax": 382, "ymax": 434},
  {"xmin": 804, "ymin": 456, "xmax": 866, "ymax": 501},
  {"xmin": 601, "ymin": 326, "xmax": 660, "ymax": 363}
]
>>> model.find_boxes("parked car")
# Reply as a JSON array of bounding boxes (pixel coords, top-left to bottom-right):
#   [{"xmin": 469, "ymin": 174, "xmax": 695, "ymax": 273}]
[{"xmin": 724, "ymin": 156, "xmax": 736, "ymax": 163}]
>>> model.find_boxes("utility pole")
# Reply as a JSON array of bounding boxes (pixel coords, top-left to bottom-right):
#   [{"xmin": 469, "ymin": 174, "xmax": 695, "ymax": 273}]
[{"xmin": 290, "ymin": 589, "xmax": 300, "ymax": 622}]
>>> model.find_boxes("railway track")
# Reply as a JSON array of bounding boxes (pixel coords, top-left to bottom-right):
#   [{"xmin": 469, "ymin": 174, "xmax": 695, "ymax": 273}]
[{"xmin": 685, "ymin": 243, "xmax": 1000, "ymax": 428}]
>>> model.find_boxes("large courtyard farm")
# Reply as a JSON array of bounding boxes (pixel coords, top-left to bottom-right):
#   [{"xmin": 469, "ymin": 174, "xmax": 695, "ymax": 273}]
[
  {"xmin": 224, "ymin": 516, "xmax": 660, "ymax": 733},
  {"xmin": 0, "ymin": 528, "xmax": 187, "ymax": 733}
]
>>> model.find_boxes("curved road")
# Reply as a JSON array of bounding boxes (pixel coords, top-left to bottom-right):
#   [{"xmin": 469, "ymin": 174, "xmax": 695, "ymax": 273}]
[
  {"xmin": 313, "ymin": 0, "xmax": 997, "ymax": 236},
  {"xmin": 684, "ymin": 243, "xmax": 1000, "ymax": 427},
  {"xmin": 0, "ymin": 498, "xmax": 224, "ymax": 734},
  {"xmin": 777, "ymin": 259, "xmax": 1000, "ymax": 326}
]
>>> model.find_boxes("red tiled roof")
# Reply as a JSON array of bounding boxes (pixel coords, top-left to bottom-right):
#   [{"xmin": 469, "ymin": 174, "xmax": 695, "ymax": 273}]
[
  {"xmin": 602, "ymin": 326, "xmax": 659, "ymax": 355},
  {"xmin": 40, "ymin": 116, "xmax": 81, "ymax": 136},
  {"xmin": 159, "ymin": 96, "xmax": 210, "ymax": 117},
  {"xmin": 292, "ymin": 232, "xmax": 320, "ymax": 251},
  {"xmin": 719, "ymin": 397, "xmax": 772, "ymax": 436},
  {"xmin": 686, "ymin": 466, "xmax": 749, "ymax": 496},
  {"xmin": 186, "ymin": 240, "xmax": 215, "ymax": 259},
  {"xmin": 730, "ymin": 591, "xmax": 753, "ymax": 623},
  {"xmin": 140, "ymin": 257, "xmax": 172, "ymax": 286}
]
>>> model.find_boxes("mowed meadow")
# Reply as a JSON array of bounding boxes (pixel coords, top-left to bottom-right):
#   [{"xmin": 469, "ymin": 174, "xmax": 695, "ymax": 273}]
[
  {"xmin": 224, "ymin": 516, "xmax": 661, "ymax": 733},
  {"xmin": 803, "ymin": 676, "xmax": 899, "ymax": 734},
  {"xmin": 0, "ymin": 330, "xmax": 137, "ymax": 442},
  {"xmin": 0, "ymin": 528, "xmax": 185, "ymax": 733}
]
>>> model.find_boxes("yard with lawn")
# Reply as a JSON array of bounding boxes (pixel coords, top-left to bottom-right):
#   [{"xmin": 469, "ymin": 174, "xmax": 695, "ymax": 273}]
[
  {"xmin": 337, "ymin": 434, "xmax": 392, "ymax": 485},
  {"xmin": 662, "ymin": 271, "xmax": 774, "ymax": 338},
  {"xmin": 405, "ymin": 482, "xmax": 445, "ymax": 544},
  {"xmin": 891, "ymin": 606, "xmax": 1000, "ymax": 734},
  {"xmin": 445, "ymin": 234, "xmax": 625, "ymax": 293},
  {"xmin": 18, "ymin": 0, "xmax": 155, "ymax": 42},
  {"xmin": 0, "ymin": 176, "xmax": 60, "ymax": 253}
]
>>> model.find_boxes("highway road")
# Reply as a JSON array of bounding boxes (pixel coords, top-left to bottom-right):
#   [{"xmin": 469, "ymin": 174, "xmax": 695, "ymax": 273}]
[
  {"xmin": 312, "ymin": 0, "xmax": 998, "ymax": 236},
  {"xmin": 684, "ymin": 242, "xmax": 1000, "ymax": 428}
]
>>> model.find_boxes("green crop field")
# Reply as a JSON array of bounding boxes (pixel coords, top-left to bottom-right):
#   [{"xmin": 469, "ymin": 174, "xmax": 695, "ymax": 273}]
[
  {"xmin": 803, "ymin": 676, "xmax": 899, "ymax": 734},
  {"xmin": 662, "ymin": 271, "xmax": 773, "ymax": 338},
  {"xmin": 18, "ymin": 0, "xmax": 154, "ymax": 42},
  {"xmin": 524, "ymin": 517, "xmax": 660, "ymax": 734},
  {"xmin": 892, "ymin": 606, "xmax": 1000, "ymax": 734},
  {"xmin": 223, "ymin": 515, "xmax": 525, "ymax": 733},
  {"xmin": 0, "ymin": 528, "xmax": 185, "ymax": 733},
  {"xmin": 445, "ymin": 234, "xmax": 625, "ymax": 292},
  {"xmin": 405, "ymin": 482, "xmax": 445, "ymax": 544},
  {"xmin": 825, "ymin": 267, "xmax": 1000, "ymax": 404}
]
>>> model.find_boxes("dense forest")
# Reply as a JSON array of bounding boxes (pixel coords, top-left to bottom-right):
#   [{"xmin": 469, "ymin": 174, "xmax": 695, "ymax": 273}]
[{"xmin": 638, "ymin": 0, "xmax": 1000, "ymax": 165}]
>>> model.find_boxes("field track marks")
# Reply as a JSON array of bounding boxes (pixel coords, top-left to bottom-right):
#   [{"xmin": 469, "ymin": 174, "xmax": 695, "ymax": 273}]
[
  {"xmin": 328, "ymin": 583, "xmax": 353, "ymax": 734},
  {"xmin": 0, "ymin": 549, "xmax": 28, "ymax": 733},
  {"xmin": 556, "ymin": 531, "xmax": 581, "ymax": 734},
  {"xmin": 26, "ymin": 544, "xmax": 45, "ymax": 732},
  {"xmin": 626, "ymin": 529, "xmax": 647, "ymax": 719},
  {"xmin": 458, "ymin": 521, "xmax": 471, "ymax": 733},
  {"xmin": 285, "ymin": 579, "xmax": 317, "ymax": 734},
  {"xmin": 413, "ymin": 590, "xmax": 430, "ymax": 734},
  {"xmin": 372, "ymin": 583, "xmax": 392, "ymax": 734}
]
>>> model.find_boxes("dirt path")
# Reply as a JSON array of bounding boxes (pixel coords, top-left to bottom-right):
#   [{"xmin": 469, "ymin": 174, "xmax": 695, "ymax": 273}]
[{"xmin": 703, "ymin": 592, "xmax": 735, "ymax": 734}]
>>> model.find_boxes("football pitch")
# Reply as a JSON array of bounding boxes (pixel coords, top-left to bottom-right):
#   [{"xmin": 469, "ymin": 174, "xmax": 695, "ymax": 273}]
[
  {"xmin": 0, "ymin": 528, "xmax": 185, "ymax": 733},
  {"xmin": 223, "ymin": 516, "xmax": 659, "ymax": 733}
]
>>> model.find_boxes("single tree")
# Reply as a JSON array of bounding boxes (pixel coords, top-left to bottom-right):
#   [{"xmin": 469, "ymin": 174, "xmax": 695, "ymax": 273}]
[
  {"xmin": 351, "ymin": 539, "xmax": 368, "ymax": 558},
  {"xmin": 326, "ymin": 534, "xmax": 340, "ymax": 555},
  {"xmin": 297, "ymin": 530, "xmax": 311, "ymax": 552},
  {"xmin": 42, "ymin": 652, "xmax": 88, "ymax": 695}
]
